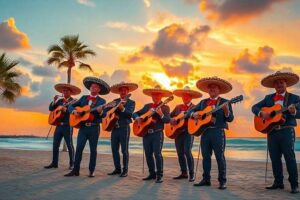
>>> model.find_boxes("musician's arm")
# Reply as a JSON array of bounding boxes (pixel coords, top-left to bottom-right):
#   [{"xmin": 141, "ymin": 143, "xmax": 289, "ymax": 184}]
[
  {"xmin": 293, "ymin": 96, "xmax": 300, "ymax": 119},
  {"xmin": 68, "ymin": 96, "xmax": 84, "ymax": 113},
  {"xmin": 49, "ymin": 99, "xmax": 60, "ymax": 111},
  {"xmin": 93, "ymin": 99, "xmax": 106, "ymax": 117},
  {"xmin": 252, "ymin": 96, "xmax": 267, "ymax": 116},
  {"xmin": 161, "ymin": 106, "xmax": 171, "ymax": 123},
  {"xmin": 117, "ymin": 101, "xmax": 136, "ymax": 118},
  {"xmin": 187, "ymin": 101, "xmax": 202, "ymax": 118},
  {"xmin": 132, "ymin": 105, "xmax": 148, "ymax": 120},
  {"xmin": 225, "ymin": 103, "xmax": 234, "ymax": 122},
  {"xmin": 170, "ymin": 106, "xmax": 179, "ymax": 118}
]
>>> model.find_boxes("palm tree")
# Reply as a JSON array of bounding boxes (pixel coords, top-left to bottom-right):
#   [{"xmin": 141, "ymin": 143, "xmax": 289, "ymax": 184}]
[
  {"xmin": 47, "ymin": 35, "xmax": 96, "ymax": 83},
  {"xmin": 0, "ymin": 53, "xmax": 21, "ymax": 103},
  {"xmin": 47, "ymin": 35, "xmax": 95, "ymax": 151}
]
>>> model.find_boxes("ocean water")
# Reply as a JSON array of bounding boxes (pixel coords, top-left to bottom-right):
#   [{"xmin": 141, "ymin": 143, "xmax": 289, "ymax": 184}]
[{"xmin": 0, "ymin": 137, "xmax": 299, "ymax": 162}]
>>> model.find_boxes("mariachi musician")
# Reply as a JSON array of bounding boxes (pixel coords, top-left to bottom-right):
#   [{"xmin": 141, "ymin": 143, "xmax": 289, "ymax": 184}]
[
  {"xmin": 107, "ymin": 82, "xmax": 137, "ymax": 177},
  {"xmin": 65, "ymin": 76, "xmax": 110, "ymax": 178},
  {"xmin": 188, "ymin": 77, "xmax": 234, "ymax": 190},
  {"xmin": 170, "ymin": 86, "xmax": 202, "ymax": 182},
  {"xmin": 252, "ymin": 71, "xmax": 299, "ymax": 194},
  {"xmin": 133, "ymin": 85, "xmax": 172, "ymax": 183},
  {"xmin": 44, "ymin": 83, "xmax": 81, "ymax": 170}
]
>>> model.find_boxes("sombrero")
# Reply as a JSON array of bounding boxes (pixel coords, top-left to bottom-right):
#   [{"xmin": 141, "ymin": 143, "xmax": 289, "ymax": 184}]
[
  {"xmin": 173, "ymin": 86, "xmax": 202, "ymax": 99},
  {"xmin": 196, "ymin": 76, "xmax": 232, "ymax": 94},
  {"xmin": 110, "ymin": 82, "xmax": 138, "ymax": 94},
  {"xmin": 143, "ymin": 85, "xmax": 172, "ymax": 97},
  {"xmin": 83, "ymin": 76, "xmax": 110, "ymax": 95},
  {"xmin": 54, "ymin": 83, "xmax": 81, "ymax": 95},
  {"xmin": 261, "ymin": 71, "xmax": 299, "ymax": 88}
]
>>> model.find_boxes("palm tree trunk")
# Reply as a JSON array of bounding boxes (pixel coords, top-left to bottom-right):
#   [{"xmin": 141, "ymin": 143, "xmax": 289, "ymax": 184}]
[{"xmin": 67, "ymin": 67, "xmax": 72, "ymax": 84}]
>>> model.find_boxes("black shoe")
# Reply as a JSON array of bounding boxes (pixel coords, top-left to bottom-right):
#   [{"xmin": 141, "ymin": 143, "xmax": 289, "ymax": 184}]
[
  {"xmin": 189, "ymin": 173, "xmax": 195, "ymax": 182},
  {"xmin": 219, "ymin": 183, "xmax": 227, "ymax": 190},
  {"xmin": 194, "ymin": 179, "xmax": 211, "ymax": 187},
  {"xmin": 173, "ymin": 173, "xmax": 188, "ymax": 179},
  {"xmin": 64, "ymin": 170, "xmax": 79, "ymax": 177},
  {"xmin": 291, "ymin": 186, "xmax": 299, "ymax": 194},
  {"xmin": 107, "ymin": 169, "xmax": 121, "ymax": 175},
  {"xmin": 88, "ymin": 172, "xmax": 95, "ymax": 178},
  {"xmin": 44, "ymin": 163, "xmax": 58, "ymax": 169},
  {"xmin": 156, "ymin": 176, "xmax": 163, "ymax": 183},
  {"xmin": 265, "ymin": 183, "xmax": 284, "ymax": 190},
  {"xmin": 120, "ymin": 171, "xmax": 128, "ymax": 177},
  {"xmin": 142, "ymin": 174, "xmax": 156, "ymax": 181}
]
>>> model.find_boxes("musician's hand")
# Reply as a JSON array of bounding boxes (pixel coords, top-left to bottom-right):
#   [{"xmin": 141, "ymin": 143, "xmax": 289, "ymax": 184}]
[
  {"xmin": 156, "ymin": 107, "xmax": 164, "ymax": 117},
  {"xmin": 61, "ymin": 107, "xmax": 67, "ymax": 112},
  {"xmin": 260, "ymin": 111, "xmax": 270, "ymax": 120},
  {"xmin": 97, "ymin": 106, "xmax": 103, "ymax": 113},
  {"xmin": 192, "ymin": 112, "xmax": 201, "ymax": 120},
  {"xmin": 118, "ymin": 103, "xmax": 125, "ymax": 111},
  {"xmin": 223, "ymin": 102, "xmax": 229, "ymax": 116},
  {"xmin": 288, "ymin": 104, "xmax": 296, "ymax": 115},
  {"xmin": 54, "ymin": 95, "xmax": 60, "ymax": 102},
  {"xmin": 170, "ymin": 118, "xmax": 177, "ymax": 125}
]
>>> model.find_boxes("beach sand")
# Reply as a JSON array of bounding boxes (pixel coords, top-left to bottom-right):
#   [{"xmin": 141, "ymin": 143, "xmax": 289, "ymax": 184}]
[{"xmin": 0, "ymin": 149, "xmax": 299, "ymax": 200}]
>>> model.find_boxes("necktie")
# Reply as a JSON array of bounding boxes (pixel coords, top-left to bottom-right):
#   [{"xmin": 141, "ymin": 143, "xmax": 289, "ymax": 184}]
[
  {"xmin": 273, "ymin": 94, "xmax": 284, "ymax": 102},
  {"xmin": 207, "ymin": 99, "xmax": 217, "ymax": 106}
]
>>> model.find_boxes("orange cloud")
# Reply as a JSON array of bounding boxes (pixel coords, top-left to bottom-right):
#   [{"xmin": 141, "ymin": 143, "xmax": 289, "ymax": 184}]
[
  {"xmin": 200, "ymin": 0, "xmax": 289, "ymax": 25},
  {"xmin": 0, "ymin": 18, "xmax": 30, "ymax": 50},
  {"xmin": 121, "ymin": 23, "xmax": 210, "ymax": 63},
  {"xmin": 230, "ymin": 46, "xmax": 274, "ymax": 74}
]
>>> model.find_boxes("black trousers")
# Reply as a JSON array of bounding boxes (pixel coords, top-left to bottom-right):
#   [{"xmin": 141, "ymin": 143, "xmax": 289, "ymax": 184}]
[
  {"xmin": 175, "ymin": 131, "xmax": 194, "ymax": 174},
  {"xmin": 201, "ymin": 128, "xmax": 226, "ymax": 183},
  {"xmin": 111, "ymin": 125, "xmax": 130, "ymax": 172},
  {"xmin": 268, "ymin": 127, "xmax": 298, "ymax": 187},
  {"xmin": 52, "ymin": 125, "xmax": 74, "ymax": 166}
]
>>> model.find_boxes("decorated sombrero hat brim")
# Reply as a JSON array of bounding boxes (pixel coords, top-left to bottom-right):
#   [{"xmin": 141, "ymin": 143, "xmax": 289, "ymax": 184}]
[
  {"xmin": 143, "ymin": 88, "xmax": 172, "ymax": 97},
  {"xmin": 83, "ymin": 76, "xmax": 110, "ymax": 95},
  {"xmin": 261, "ymin": 71, "xmax": 299, "ymax": 88},
  {"xmin": 196, "ymin": 77, "xmax": 232, "ymax": 94},
  {"xmin": 173, "ymin": 88, "xmax": 202, "ymax": 99},
  {"xmin": 110, "ymin": 82, "xmax": 138, "ymax": 94},
  {"xmin": 54, "ymin": 83, "xmax": 81, "ymax": 95}
]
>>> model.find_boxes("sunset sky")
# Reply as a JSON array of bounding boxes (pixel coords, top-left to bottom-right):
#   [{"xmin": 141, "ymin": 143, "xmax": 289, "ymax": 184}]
[{"xmin": 1, "ymin": 0, "xmax": 300, "ymax": 137}]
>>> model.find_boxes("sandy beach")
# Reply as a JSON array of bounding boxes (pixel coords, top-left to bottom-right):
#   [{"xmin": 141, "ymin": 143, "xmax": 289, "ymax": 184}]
[{"xmin": 0, "ymin": 149, "xmax": 299, "ymax": 200}]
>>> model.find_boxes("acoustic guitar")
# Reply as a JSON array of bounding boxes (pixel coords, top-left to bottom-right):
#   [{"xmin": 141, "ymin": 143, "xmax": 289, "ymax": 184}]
[
  {"xmin": 133, "ymin": 96, "xmax": 174, "ymax": 137},
  {"xmin": 69, "ymin": 100, "xmax": 116, "ymax": 128},
  {"xmin": 188, "ymin": 95, "xmax": 243, "ymax": 136},
  {"xmin": 48, "ymin": 99, "xmax": 77, "ymax": 125},
  {"xmin": 102, "ymin": 94, "xmax": 132, "ymax": 131},
  {"xmin": 254, "ymin": 102, "xmax": 300, "ymax": 133},
  {"xmin": 165, "ymin": 106, "xmax": 194, "ymax": 139}
]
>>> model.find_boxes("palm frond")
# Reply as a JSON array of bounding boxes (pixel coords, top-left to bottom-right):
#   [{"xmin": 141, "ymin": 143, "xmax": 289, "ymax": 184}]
[
  {"xmin": 78, "ymin": 62, "xmax": 93, "ymax": 72},
  {"xmin": 58, "ymin": 61, "xmax": 69, "ymax": 69},
  {"xmin": 47, "ymin": 57, "xmax": 61, "ymax": 65},
  {"xmin": 47, "ymin": 44, "xmax": 64, "ymax": 54}
]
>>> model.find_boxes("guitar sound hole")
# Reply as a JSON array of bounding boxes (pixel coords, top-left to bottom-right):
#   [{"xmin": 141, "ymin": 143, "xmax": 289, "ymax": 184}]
[{"xmin": 270, "ymin": 111, "xmax": 275, "ymax": 118}]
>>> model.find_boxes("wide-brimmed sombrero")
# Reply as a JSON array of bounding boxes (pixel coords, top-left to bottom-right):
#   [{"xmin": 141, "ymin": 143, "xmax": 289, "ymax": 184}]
[
  {"xmin": 110, "ymin": 82, "xmax": 138, "ymax": 94},
  {"xmin": 196, "ymin": 76, "xmax": 232, "ymax": 94},
  {"xmin": 261, "ymin": 71, "xmax": 299, "ymax": 88},
  {"xmin": 173, "ymin": 86, "xmax": 202, "ymax": 99},
  {"xmin": 83, "ymin": 76, "xmax": 110, "ymax": 95},
  {"xmin": 54, "ymin": 83, "xmax": 81, "ymax": 95},
  {"xmin": 143, "ymin": 85, "xmax": 172, "ymax": 97}
]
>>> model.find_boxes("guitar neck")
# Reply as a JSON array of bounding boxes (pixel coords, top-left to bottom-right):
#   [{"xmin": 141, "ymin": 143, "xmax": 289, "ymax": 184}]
[
  {"xmin": 277, "ymin": 102, "xmax": 300, "ymax": 114},
  {"xmin": 206, "ymin": 101, "xmax": 230, "ymax": 115},
  {"xmin": 180, "ymin": 106, "xmax": 195, "ymax": 120}
]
